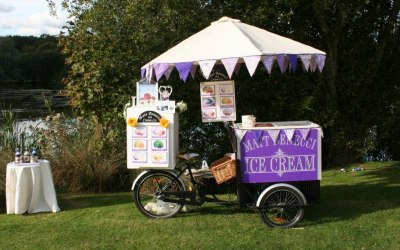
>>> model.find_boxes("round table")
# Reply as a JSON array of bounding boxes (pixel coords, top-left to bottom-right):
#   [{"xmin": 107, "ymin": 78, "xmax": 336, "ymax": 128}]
[{"xmin": 6, "ymin": 160, "xmax": 60, "ymax": 214}]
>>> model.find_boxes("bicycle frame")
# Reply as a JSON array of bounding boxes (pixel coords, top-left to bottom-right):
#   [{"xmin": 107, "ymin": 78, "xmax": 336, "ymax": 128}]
[{"xmin": 157, "ymin": 161, "xmax": 238, "ymax": 206}]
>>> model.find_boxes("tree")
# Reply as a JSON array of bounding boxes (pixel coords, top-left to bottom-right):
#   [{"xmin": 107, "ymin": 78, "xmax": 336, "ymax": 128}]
[{"xmin": 50, "ymin": 0, "xmax": 400, "ymax": 164}]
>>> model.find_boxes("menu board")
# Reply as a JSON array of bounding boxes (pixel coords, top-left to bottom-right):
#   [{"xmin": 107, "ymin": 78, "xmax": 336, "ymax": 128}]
[
  {"xmin": 131, "ymin": 125, "xmax": 169, "ymax": 165},
  {"xmin": 200, "ymin": 80, "xmax": 236, "ymax": 122}
]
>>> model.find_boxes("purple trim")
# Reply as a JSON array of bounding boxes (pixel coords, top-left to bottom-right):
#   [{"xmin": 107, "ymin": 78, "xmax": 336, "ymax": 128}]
[
  {"xmin": 240, "ymin": 129, "xmax": 319, "ymax": 183},
  {"xmin": 154, "ymin": 63, "xmax": 170, "ymax": 81},
  {"xmin": 277, "ymin": 54, "xmax": 287, "ymax": 73},
  {"xmin": 175, "ymin": 62, "xmax": 193, "ymax": 82},
  {"xmin": 288, "ymin": 54, "xmax": 298, "ymax": 73}
]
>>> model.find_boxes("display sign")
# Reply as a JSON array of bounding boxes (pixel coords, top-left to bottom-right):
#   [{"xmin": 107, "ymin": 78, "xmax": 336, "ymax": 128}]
[
  {"xmin": 200, "ymin": 80, "xmax": 236, "ymax": 122},
  {"xmin": 131, "ymin": 125, "xmax": 169, "ymax": 165},
  {"xmin": 138, "ymin": 111, "xmax": 162, "ymax": 122},
  {"xmin": 137, "ymin": 81, "xmax": 158, "ymax": 106},
  {"xmin": 239, "ymin": 128, "xmax": 320, "ymax": 183}
]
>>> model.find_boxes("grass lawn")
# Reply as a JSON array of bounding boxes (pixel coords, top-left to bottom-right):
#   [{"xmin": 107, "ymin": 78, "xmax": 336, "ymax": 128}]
[{"xmin": 1, "ymin": 162, "xmax": 400, "ymax": 249}]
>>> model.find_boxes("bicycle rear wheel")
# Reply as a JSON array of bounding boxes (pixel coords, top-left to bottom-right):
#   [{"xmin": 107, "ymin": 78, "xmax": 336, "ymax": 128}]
[
  {"xmin": 259, "ymin": 186, "xmax": 305, "ymax": 228},
  {"xmin": 133, "ymin": 171, "xmax": 185, "ymax": 218}
]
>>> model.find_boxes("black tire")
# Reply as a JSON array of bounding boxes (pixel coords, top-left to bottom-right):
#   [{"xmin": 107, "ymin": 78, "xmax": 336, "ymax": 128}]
[
  {"xmin": 259, "ymin": 186, "xmax": 305, "ymax": 228},
  {"xmin": 133, "ymin": 171, "xmax": 185, "ymax": 218}
]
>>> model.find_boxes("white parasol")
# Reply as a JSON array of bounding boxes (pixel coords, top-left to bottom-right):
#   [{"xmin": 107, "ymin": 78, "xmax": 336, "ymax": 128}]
[{"xmin": 142, "ymin": 17, "xmax": 326, "ymax": 81}]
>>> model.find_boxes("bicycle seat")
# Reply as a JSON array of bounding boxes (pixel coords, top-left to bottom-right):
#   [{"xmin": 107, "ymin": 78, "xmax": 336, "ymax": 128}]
[{"xmin": 177, "ymin": 153, "xmax": 200, "ymax": 161}]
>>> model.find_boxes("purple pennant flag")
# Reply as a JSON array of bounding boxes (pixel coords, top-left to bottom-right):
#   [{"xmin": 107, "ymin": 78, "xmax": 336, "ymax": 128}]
[
  {"xmin": 253, "ymin": 130, "xmax": 264, "ymax": 142},
  {"xmin": 221, "ymin": 57, "xmax": 239, "ymax": 79},
  {"xmin": 277, "ymin": 54, "xmax": 288, "ymax": 73},
  {"xmin": 190, "ymin": 64, "xmax": 197, "ymax": 79},
  {"xmin": 298, "ymin": 128, "xmax": 310, "ymax": 140},
  {"xmin": 243, "ymin": 56, "xmax": 261, "ymax": 76},
  {"xmin": 317, "ymin": 54, "xmax": 326, "ymax": 72},
  {"xmin": 164, "ymin": 64, "xmax": 174, "ymax": 80},
  {"xmin": 288, "ymin": 54, "xmax": 298, "ymax": 73},
  {"xmin": 267, "ymin": 129, "xmax": 280, "ymax": 143},
  {"xmin": 141, "ymin": 68, "xmax": 146, "ymax": 78},
  {"xmin": 299, "ymin": 55, "xmax": 311, "ymax": 72},
  {"xmin": 262, "ymin": 55, "xmax": 275, "ymax": 74},
  {"xmin": 154, "ymin": 63, "xmax": 169, "ymax": 81},
  {"xmin": 175, "ymin": 62, "xmax": 193, "ymax": 82}
]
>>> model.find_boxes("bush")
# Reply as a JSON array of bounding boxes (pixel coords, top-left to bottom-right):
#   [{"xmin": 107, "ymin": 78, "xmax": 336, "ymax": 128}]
[
  {"xmin": 0, "ymin": 108, "xmax": 132, "ymax": 197},
  {"xmin": 40, "ymin": 114, "xmax": 131, "ymax": 193}
]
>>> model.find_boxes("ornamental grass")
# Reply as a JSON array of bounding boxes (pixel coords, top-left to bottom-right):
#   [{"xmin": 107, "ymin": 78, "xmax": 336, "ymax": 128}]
[{"xmin": 0, "ymin": 108, "xmax": 132, "ymax": 203}]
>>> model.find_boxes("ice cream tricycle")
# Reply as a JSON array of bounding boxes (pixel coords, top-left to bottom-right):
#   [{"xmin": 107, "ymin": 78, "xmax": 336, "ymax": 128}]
[{"xmin": 127, "ymin": 17, "xmax": 326, "ymax": 228}]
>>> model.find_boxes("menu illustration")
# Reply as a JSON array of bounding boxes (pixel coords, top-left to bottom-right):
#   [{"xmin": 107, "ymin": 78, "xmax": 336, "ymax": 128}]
[
  {"xmin": 131, "ymin": 125, "xmax": 169, "ymax": 166},
  {"xmin": 200, "ymin": 80, "xmax": 236, "ymax": 122}
]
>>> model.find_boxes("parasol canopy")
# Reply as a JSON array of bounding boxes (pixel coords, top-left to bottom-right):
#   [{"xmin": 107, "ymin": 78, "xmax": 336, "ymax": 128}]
[{"xmin": 142, "ymin": 16, "xmax": 326, "ymax": 81}]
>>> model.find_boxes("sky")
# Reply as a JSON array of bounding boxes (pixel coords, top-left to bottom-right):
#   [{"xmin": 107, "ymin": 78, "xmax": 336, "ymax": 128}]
[{"xmin": 0, "ymin": 0, "xmax": 68, "ymax": 36}]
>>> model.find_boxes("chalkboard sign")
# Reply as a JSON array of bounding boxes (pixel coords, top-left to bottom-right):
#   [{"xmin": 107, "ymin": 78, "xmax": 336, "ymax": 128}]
[{"xmin": 138, "ymin": 111, "xmax": 162, "ymax": 122}]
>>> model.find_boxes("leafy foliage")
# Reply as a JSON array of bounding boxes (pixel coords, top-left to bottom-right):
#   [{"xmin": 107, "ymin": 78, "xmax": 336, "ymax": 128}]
[
  {"xmin": 50, "ymin": 0, "xmax": 400, "ymax": 166},
  {"xmin": 0, "ymin": 35, "xmax": 66, "ymax": 88}
]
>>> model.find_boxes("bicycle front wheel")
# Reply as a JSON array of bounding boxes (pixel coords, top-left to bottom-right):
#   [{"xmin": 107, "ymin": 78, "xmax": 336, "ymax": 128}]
[{"xmin": 133, "ymin": 171, "xmax": 185, "ymax": 219}]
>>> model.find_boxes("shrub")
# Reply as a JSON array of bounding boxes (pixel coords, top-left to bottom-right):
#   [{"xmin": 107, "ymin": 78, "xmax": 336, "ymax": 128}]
[{"xmin": 40, "ymin": 114, "xmax": 131, "ymax": 193}]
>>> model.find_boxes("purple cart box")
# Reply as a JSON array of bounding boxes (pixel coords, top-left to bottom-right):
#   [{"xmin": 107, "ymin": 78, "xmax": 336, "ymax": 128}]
[{"xmin": 236, "ymin": 121, "xmax": 322, "ymax": 183}]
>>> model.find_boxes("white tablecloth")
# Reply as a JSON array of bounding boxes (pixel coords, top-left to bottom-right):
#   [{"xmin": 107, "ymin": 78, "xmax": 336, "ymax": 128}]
[{"xmin": 6, "ymin": 160, "xmax": 60, "ymax": 214}]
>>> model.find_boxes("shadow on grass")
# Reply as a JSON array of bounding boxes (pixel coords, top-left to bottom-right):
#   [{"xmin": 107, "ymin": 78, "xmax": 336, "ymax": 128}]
[
  {"xmin": 303, "ymin": 162, "xmax": 400, "ymax": 226},
  {"xmin": 57, "ymin": 192, "xmax": 132, "ymax": 211}
]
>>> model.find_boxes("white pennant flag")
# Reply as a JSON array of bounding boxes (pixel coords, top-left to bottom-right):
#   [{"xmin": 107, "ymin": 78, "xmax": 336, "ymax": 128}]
[
  {"xmin": 317, "ymin": 54, "xmax": 326, "ymax": 72},
  {"xmin": 298, "ymin": 128, "xmax": 310, "ymax": 140},
  {"xmin": 299, "ymin": 55, "xmax": 311, "ymax": 72},
  {"xmin": 234, "ymin": 129, "xmax": 247, "ymax": 142},
  {"xmin": 243, "ymin": 56, "xmax": 261, "ymax": 76},
  {"xmin": 221, "ymin": 57, "xmax": 239, "ymax": 79},
  {"xmin": 262, "ymin": 55, "xmax": 275, "ymax": 74},
  {"xmin": 190, "ymin": 64, "xmax": 197, "ymax": 79},
  {"xmin": 164, "ymin": 64, "xmax": 175, "ymax": 80},
  {"xmin": 310, "ymin": 55, "xmax": 317, "ymax": 72},
  {"xmin": 284, "ymin": 129, "xmax": 295, "ymax": 141},
  {"xmin": 318, "ymin": 127, "xmax": 324, "ymax": 138},
  {"xmin": 267, "ymin": 130, "xmax": 280, "ymax": 144},
  {"xmin": 199, "ymin": 60, "xmax": 216, "ymax": 79}
]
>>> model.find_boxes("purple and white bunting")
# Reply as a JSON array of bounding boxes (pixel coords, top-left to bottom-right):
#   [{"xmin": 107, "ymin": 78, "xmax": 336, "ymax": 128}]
[
  {"xmin": 233, "ymin": 63, "xmax": 241, "ymax": 76},
  {"xmin": 175, "ymin": 62, "xmax": 193, "ymax": 82},
  {"xmin": 299, "ymin": 55, "xmax": 311, "ymax": 71},
  {"xmin": 141, "ymin": 68, "xmax": 146, "ymax": 79},
  {"xmin": 243, "ymin": 56, "xmax": 261, "ymax": 76},
  {"xmin": 310, "ymin": 55, "xmax": 317, "ymax": 72},
  {"xmin": 221, "ymin": 57, "xmax": 239, "ymax": 79},
  {"xmin": 199, "ymin": 60, "xmax": 216, "ymax": 79},
  {"xmin": 190, "ymin": 64, "xmax": 197, "ymax": 79},
  {"xmin": 234, "ymin": 129, "xmax": 247, "ymax": 142},
  {"xmin": 298, "ymin": 128, "xmax": 311, "ymax": 140},
  {"xmin": 277, "ymin": 54, "xmax": 288, "ymax": 73},
  {"xmin": 318, "ymin": 127, "xmax": 324, "ymax": 138},
  {"xmin": 154, "ymin": 63, "xmax": 169, "ymax": 81},
  {"xmin": 284, "ymin": 129, "xmax": 295, "ymax": 141},
  {"xmin": 262, "ymin": 55, "xmax": 275, "ymax": 74},
  {"xmin": 164, "ymin": 64, "xmax": 174, "ymax": 80},
  {"xmin": 253, "ymin": 130, "xmax": 264, "ymax": 142},
  {"xmin": 288, "ymin": 54, "xmax": 298, "ymax": 73},
  {"xmin": 317, "ymin": 54, "xmax": 326, "ymax": 72},
  {"xmin": 267, "ymin": 130, "xmax": 280, "ymax": 143}
]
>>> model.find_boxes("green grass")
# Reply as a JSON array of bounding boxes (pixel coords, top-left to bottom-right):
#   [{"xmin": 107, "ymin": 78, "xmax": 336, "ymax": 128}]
[{"xmin": 1, "ymin": 162, "xmax": 400, "ymax": 249}]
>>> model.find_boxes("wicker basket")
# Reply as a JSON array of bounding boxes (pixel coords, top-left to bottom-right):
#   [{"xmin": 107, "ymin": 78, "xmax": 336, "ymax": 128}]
[{"xmin": 210, "ymin": 156, "xmax": 236, "ymax": 184}]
